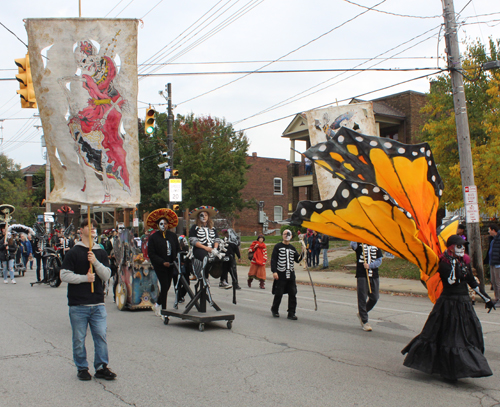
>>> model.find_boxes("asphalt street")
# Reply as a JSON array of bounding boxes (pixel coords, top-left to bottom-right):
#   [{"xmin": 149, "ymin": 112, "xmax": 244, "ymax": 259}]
[{"xmin": 1, "ymin": 269, "xmax": 499, "ymax": 407}]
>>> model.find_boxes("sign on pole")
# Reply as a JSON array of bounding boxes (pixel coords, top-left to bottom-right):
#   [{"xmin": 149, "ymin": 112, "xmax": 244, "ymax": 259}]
[
  {"xmin": 169, "ymin": 179, "xmax": 182, "ymax": 202},
  {"xmin": 464, "ymin": 185, "xmax": 478, "ymax": 205},
  {"xmin": 44, "ymin": 212, "xmax": 54, "ymax": 223}
]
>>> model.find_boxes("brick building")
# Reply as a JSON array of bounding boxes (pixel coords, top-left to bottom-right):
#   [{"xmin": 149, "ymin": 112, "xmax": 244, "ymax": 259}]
[
  {"xmin": 281, "ymin": 90, "xmax": 427, "ymax": 216},
  {"xmin": 233, "ymin": 153, "xmax": 289, "ymax": 236}
]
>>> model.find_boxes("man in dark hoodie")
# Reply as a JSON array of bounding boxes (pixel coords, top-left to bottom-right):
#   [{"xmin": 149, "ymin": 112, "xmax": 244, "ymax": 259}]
[{"xmin": 60, "ymin": 219, "xmax": 116, "ymax": 381}]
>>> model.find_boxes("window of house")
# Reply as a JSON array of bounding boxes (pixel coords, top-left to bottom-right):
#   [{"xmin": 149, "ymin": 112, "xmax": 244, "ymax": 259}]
[
  {"xmin": 274, "ymin": 177, "xmax": 282, "ymax": 194},
  {"xmin": 274, "ymin": 206, "xmax": 283, "ymax": 222}
]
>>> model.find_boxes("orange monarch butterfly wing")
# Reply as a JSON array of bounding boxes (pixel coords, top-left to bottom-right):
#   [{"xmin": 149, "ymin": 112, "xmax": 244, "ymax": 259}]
[
  {"xmin": 305, "ymin": 127, "xmax": 444, "ymax": 255},
  {"xmin": 291, "ymin": 180, "xmax": 440, "ymax": 291}
]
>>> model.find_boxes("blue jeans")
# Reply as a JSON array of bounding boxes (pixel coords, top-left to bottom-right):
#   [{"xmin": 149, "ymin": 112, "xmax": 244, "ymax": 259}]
[
  {"xmin": 69, "ymin": 305, "xmax": 109, "ymax": 371},
  {"xmin": 322, "ymin": 248, "xmax": 329, "ymax": 268},
  {"xmin": 2, "ymin": 259, "xmax": 15, "ymax": 280}
]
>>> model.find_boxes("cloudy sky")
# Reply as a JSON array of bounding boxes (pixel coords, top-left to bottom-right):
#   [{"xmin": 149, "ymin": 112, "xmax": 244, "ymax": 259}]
[{"xmin": 1, "ymin": 0, "xmax": 499, "ymax": 168}]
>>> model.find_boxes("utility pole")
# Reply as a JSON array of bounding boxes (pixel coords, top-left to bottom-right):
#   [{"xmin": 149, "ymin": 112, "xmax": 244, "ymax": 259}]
[
  {"xmin": 441, "ymin": 0, "xmax": 484, "ymax": 286},
  {"xmin": 167, "ymin": 83, "xmax": 174, "ymax": 178}
]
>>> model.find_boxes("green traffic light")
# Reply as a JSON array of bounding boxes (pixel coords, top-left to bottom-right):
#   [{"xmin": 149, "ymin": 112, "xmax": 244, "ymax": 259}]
[{"xmin": 146, "ymin": 126, "xmax": 154, "ymax": 134}]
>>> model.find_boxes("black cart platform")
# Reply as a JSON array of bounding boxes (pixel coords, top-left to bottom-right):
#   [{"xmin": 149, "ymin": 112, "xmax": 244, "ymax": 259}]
[{"xmin": 161, "ymin": 309, "xmax": 234, "ymax": 332}]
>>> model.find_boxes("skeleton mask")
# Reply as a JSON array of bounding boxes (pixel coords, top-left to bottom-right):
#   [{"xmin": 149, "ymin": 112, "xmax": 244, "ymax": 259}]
[
  {"xmin": 199, "ymin": 212, "xmax": 209, "ymax": 224},
  {"xmin": 158, "ymin": 219, "xmax": 168, "ymax": 232},
  {"xmin": 454, "ymin": 244, "xmax": 465, "ymax": 257},
  {"xmin": 283, "ymin": 229, "xmax": 292, "ymax": 242}
]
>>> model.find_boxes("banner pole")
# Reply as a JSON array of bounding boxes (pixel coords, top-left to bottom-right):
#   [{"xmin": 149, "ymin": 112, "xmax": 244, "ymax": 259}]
[{"xmin": 89, "ymin": 206, "xmax": 94, "ymax": 293}]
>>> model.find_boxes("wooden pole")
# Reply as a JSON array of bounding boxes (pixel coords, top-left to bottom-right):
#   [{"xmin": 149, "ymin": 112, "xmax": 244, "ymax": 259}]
[
  {"xmin": 88, "ymin": 207, "xmax": 94, "ymax": 293},
  {"xmin": 362, "ymin": 243, "xmax": 372, "ymax": 294}
]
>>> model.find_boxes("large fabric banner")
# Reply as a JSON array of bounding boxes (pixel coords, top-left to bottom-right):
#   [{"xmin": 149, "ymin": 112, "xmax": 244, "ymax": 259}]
[
  {"xmin": 304, "ymin": 102, "xmax": 376, "ymax": 200},
  {"xmin": 26, "ymin": 18, "xmax": 140, "ymax": 206}
]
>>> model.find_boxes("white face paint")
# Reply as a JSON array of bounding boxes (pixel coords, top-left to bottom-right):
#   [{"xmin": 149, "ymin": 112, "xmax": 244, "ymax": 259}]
[
  {"xmin": 199, "ymin": 212, "xmax": 209, "ymax": 224},
  {"xmin": 283, "ymin": 230, "xmax": 292, "ymax": 242},
  {"xmin": 454, "ymin": 245, "xmax": 465, "ymax": 257},
  {"xmin": 158, "ymin": 219, "xmax": 168, "ymax": 232}
]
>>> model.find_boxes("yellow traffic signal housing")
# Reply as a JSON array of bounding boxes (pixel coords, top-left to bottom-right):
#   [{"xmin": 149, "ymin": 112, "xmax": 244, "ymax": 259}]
[
  {"xmin": 172, "ymin": 204, "xmax": 180, "ymax": 211},
  {"xmin": 145, "ymin": 106, "xmax": 156, "ymax": 134},
  {"xmin": 172, "ymin": 169, "xmax": 179, "ymax": 177},
  {"xmin": 15, "ymin": 54, "xmax": 37, "ymax": 109}
]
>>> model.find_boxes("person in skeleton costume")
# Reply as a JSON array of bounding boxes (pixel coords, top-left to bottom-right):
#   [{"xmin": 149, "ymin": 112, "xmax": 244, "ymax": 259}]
[
  {"xmin": 270, "ymin": 229, "xmax": 303, "ymax": 320},
  {"xmin": 219, "ymin": 228, "xmax": 241, "ymax": 289},
  {"xmin": 146, "ymin": 208, "xmax": 180, "ymax": 317},
  {"xmin": 188, "ymin": 206, "xmax": 221, "ymax": 280},
  {"xmin": 402, "ymin": 235, "xmax": 496, "ymax": 381},
  {"xmin": 350, "ymin": 242, "xmax": 383, "ymax": 332}
]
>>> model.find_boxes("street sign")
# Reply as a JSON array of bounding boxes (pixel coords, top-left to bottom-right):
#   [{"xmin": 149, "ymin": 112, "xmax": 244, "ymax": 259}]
[
  {"xmin": 465, "ymin": 203, "xmax": 480, "ymax": 223},
  {"xmin": 44, "ymin": 212, "xmax": 54, "ymax": 223},
  {"xmin": 464, "ymin": 185, "xmax": 478, "ymax": 205},
  {"xmin": 164, "ymin": 168, "xmax": 171, "ymax": 179},
  {"xmin": 169, "ymin": 179, "xmax": 182, "ymax": 202},
  {"xmin": 133, "ymin": 218, "xmax": 139, "ymax": 227}
]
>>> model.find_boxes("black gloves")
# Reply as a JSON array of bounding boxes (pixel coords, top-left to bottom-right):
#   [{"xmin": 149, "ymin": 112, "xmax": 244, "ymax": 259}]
[{"xmin": 485, "ymin": 300, "xmax": 497, "ymax": 313}]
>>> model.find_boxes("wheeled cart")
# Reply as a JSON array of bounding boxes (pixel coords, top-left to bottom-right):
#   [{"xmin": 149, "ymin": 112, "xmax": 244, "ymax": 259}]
[{"xmin": 161, "ymin": 254, "xmax": 234, "ymax": 331}]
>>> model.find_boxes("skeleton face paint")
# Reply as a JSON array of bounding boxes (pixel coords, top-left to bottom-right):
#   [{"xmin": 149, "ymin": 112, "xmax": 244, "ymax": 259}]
[
  {"xmin": 283, "ymin": 229, "xmax": 292, "ymax": 241},
  {"xmin": 158, "ymin": 219, "xmax": 168, "ymax": 232},
  {"xmin": 199, "ymin": 212, "xmax": 209, "ymax": 224},
  {"xmin": 454, "ymin": 244, "xmax": 465, "ymax": 257}
]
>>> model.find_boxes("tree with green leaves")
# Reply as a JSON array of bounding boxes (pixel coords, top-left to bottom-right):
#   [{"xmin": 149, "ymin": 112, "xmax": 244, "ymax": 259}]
[
  {"xmin": 421, "ymin": 38, "xmax": 500, "ymax": 216},
  {"xmin": 138, "ymin": 113, "xmax": 252, "ymax": 218},
  {"xmin": 0, "ymin": 153, "xmax": 38, "ymax": 225}
]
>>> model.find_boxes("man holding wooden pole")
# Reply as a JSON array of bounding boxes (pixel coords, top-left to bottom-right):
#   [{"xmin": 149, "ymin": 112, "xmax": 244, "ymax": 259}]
[
  {"xmin": 350, "ymin": 242, "xmax": 383, "ymax": 332},
  {"xmin": 60, "ymin": 218, "xmax": 116, "ymax": 381}
]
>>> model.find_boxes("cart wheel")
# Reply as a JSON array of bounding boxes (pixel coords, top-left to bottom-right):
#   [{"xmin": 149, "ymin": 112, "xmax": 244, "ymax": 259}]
[
  {"xmin": 199, "ymin": 323, "xmax": 205, "ymax": 332},
  {"xmin": 227, "ymin": 320, "xmax": 232, "ymax": 329},
  {"xmin": 163, "ymin": 316, "xmax": 169, "ymax": 325},
  {"xmin": 116, "ymin": 281, "xmax": 127, "ymax": 311}
]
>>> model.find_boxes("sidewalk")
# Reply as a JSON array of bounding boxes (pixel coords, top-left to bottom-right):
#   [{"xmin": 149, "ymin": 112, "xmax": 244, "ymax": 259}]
[{"xmin": 235, "ymin": 247, "xmax": 429, "ymax": 297}]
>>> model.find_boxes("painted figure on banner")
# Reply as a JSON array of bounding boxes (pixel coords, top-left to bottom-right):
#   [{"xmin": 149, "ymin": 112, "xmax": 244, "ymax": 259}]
[{"xmin": 58, "ymin": 37, "xmax": 130, "ymax": 204}]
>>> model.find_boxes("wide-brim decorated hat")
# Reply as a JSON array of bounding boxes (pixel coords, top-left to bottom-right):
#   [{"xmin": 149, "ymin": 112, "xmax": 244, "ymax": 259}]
[
  {"xmin": 146, "ymin": 208, "xmax": 179, "ymax": 230},
  {"xmin": 189, "ymin": 206, "xmax": 219, "ymax": 220}
]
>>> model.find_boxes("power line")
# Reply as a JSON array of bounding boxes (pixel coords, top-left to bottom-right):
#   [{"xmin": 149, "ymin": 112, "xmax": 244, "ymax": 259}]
[
  {"xmin": 237, "ymin": 71, "xmax": 442, "ymax": 133},
  {"xmin": 0, "ymin": 21, "xmax": 27, "ymax": 48},
  {"xmin": 114, "ymin": 0, "xmax": 137, "ymax": 17},
  {"xmin": 177, "ymin": 0, "xmax": 387, "ymax": 106},
  {"xmin": 342, "ymin": 0, "xmax": 441, "ymax": 19},
  {"xmin": 138, "ymin": 67, "xmax": 442, "ymax": 77},
  {"xmin": 140, "ymin": 0, "xmax": 165, "ymax": 20},
  {"xmin": 104, "ymin": 0, "xmax": 126, "ymax": 17},
  {"xmin": 139, "ymin": 0, "xmax": 266, "ymax": 78},
  {"xmin": 138, "ymin": 0, "xmax": 229, "ymax": 74},
  {"xmin": 234, "ymin": 25, "xmax": 441, "ymax": 125}
]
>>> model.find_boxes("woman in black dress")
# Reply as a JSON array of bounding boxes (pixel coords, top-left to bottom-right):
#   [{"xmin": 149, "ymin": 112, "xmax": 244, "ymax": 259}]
[{"xmin": 402, "ymin": 235, "xmax": 496, "ymax": 381}]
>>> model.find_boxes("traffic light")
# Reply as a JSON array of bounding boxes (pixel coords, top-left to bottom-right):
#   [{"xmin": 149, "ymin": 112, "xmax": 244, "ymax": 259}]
[
  {"xmin": 172, "ymin": 204, "xmax": 180, "ymax": 211},
  {"xmin": 145, "ymin": 106, "xmax": 156, "ymax": 135},
  {"xmin": 172, "ymin": 169, "xmax": 179, "ymax": 177},
  {"xmin": 14, "ymin": 54, "xmax": 37, "ymax": 109}
]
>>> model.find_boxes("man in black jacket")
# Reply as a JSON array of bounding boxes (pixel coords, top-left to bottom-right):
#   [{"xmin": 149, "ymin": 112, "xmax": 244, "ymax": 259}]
[
  {"xmin": 146, "ymin": 208, "xmax": 180, "ymax": 317},
  {"xmin": 60, "ymin": 218, "xmax": 115, "ymax": 381},
  {"xmin": 488, "ymin": 224, "xmax": 500, "ymax": 305}
]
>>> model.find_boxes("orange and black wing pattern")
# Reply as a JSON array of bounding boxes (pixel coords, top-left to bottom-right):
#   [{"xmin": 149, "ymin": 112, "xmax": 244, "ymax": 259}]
[
  {"xmin": 305, "ymin": 127, "xmax": 444, "ymax": 255},
  {"xmin": 291, "ymin": 179, "xmax": 440, "ymax": 281}
]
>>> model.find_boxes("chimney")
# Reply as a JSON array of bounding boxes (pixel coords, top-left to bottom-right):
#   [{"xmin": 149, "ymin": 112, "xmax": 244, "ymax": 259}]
[{"xmin": 252, "ymin": 152, "xmax": 257, "ymax": 157}]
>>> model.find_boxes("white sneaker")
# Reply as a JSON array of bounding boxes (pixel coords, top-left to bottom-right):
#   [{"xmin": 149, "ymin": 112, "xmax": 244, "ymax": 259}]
[
  {"xmin": 3, "ymin": 280, "xmax": 7, "ymax": 284},
  {"xmin": 362, "ymin": 322, "xmax": 372, "ymax": 332},
  {"xmin": 356, "ymin": 313, "xmax": 364, "ymax": 328},
  {"xmin": 153, "ymin": 303, "xmax": 161, "ymax": 317},
  {"xmin": 11, "ymin": 280, "xmax": 16, "ymax": 284}
]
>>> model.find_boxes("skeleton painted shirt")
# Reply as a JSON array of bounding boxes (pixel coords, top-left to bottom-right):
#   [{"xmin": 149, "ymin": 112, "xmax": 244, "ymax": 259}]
[
  {"xmin": 350, "ymin": 242, "xmax": 383, "ymax": 279},
  {"xmin": 271, "ymin": 242, "xmax": 302, "ymax": 279}
]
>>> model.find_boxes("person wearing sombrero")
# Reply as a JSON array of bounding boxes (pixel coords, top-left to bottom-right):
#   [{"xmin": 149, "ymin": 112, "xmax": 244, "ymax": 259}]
[
  {"xmin": 402, "ymin": 234, "xmax": 496, "ymax": 381},
  {"xmin": 146, "ymin": 208, "xmax": 181, "ymax": 317},
  {"xmin": 188, "ymin": 206, "xmax": 221, "ymax": 279}
]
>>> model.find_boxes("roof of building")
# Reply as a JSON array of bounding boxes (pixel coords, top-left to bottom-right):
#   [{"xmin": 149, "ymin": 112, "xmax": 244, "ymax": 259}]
[{"xmin": 21, "ymin": 164, "xmax": 44, "ymax": 175}]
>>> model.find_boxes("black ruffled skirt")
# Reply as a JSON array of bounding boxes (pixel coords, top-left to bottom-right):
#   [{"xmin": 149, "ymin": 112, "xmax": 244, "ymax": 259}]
[{"xmin": 402, "ymin": 294, "xmax": 492, "ymax": 380}]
